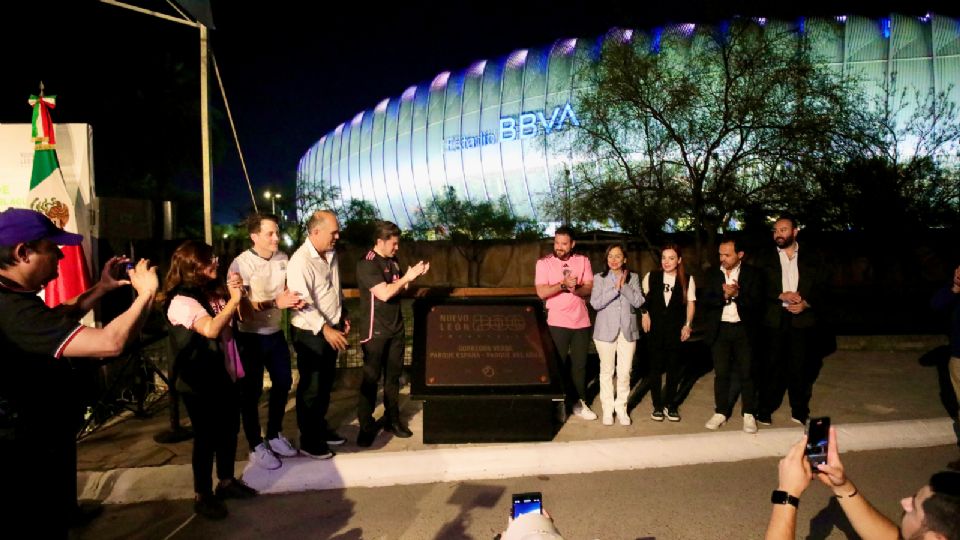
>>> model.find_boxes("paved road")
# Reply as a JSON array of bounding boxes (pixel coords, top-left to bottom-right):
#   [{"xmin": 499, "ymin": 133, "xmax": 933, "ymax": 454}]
[{"xmin": 72, "ymin": 444, "xmax": 957, "ymax": 540}]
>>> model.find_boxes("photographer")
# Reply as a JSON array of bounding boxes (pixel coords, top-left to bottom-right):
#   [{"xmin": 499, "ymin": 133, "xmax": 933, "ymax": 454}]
[
  {"xmin": 765, "ymin": 427, "xmax": 960, "ymax": 540},
  {"xmin": 0, "ymin": 208, "xmax": 158, "ymax": 538}
]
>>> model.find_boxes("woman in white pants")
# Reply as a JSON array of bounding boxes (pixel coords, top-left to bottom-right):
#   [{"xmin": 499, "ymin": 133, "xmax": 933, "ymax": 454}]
[{"xmin": 589, "ymin": 244, "xmax": 645, "ymax": 425}]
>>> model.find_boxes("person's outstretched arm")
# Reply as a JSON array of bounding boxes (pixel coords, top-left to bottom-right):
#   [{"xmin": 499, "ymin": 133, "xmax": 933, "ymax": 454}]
[
  {"xmin": 765, "ymin": 437, "xmax": 811, "ymax": 540},
  {"xmin": 815, "ymin": 427, "xmax": 900, "ymax": 540}
]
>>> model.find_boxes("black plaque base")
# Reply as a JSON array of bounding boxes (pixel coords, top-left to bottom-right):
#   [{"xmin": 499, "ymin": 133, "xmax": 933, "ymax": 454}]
[{"xmin": 422, "ymin": 396, "xmax": 564, "ymax": 444}]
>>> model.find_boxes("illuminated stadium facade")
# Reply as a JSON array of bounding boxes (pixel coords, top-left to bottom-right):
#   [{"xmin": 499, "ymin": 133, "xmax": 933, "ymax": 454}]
[{"xmin": 297, "ymin": 14, "xmax": 960, "ymax": 228}]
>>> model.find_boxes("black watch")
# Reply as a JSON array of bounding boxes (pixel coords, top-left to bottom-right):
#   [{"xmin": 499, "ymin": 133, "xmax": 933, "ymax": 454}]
[{"xmin": 771, "ymin": 490, "xmax": 800, "ymax": 508}]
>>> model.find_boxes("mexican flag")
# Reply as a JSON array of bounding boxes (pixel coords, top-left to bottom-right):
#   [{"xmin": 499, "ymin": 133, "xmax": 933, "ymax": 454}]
[{"xmin": 28, "ymin": 93, "xmax": 91, "ymax": 307}]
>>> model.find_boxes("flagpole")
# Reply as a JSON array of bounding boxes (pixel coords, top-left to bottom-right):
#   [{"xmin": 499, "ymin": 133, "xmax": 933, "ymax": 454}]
[{"xmin": 200, "ymin": 23, "xmax": 213, "ymax": 244}]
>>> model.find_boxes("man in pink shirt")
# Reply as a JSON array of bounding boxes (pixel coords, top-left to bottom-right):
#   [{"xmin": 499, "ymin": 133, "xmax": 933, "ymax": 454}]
[{"xmin": 535, "ymin": 226, "xmax": 596, "ymax": 420}]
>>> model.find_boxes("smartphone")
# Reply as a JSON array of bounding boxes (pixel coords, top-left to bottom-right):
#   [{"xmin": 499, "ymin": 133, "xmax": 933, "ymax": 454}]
[
  {"xmin": 511, "ymin": 492, "xmax": 543, "ymax": 519},
  {"xmin": 804, "ymin": 416, "xmax": 830, "ymax": 468}
]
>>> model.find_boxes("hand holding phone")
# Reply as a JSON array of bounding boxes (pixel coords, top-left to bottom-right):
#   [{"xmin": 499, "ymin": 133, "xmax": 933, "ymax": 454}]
[
  {"xmin": 511, "ymin": 492, "xmax": 543, "ymax": 519},
  {"xmin": 804, "ymin": 416, "xmax": 830, "ymax": 468}
]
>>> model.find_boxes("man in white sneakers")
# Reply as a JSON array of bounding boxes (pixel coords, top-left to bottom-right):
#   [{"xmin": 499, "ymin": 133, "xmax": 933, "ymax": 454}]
[
  {"xmin": 535, "ymin": 226, "xmax": 596, "ymax": 421},
  {"xmin": 286, "ymin": 210, "xmax": 349, "ymax": 459},
  {"xmin": 229, "ymin": 213, "xmax": 305, "ymax": 469}
]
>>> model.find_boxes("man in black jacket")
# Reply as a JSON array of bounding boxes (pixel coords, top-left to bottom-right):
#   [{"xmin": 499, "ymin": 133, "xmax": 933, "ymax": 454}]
[
  {"xmin": 756, "ymin": 215, "xmax": 830, "ymax": 426},
  {"xmin": 702, "ymin": 236, "xmax": 765, "ymax": 433}
]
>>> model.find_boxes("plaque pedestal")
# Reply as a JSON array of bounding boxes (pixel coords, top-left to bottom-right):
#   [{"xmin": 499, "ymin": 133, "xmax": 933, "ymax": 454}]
[
  {"xmin": 411, "ymin": 297, "xmax": 566, "ymax": 444},
  {"xmin": 421, "ymin": 396, "xmax": 564, "ymax": 444}
]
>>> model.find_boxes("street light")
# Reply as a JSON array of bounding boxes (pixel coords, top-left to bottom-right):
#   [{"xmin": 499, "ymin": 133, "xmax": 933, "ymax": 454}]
[{"xmin": 263, "ymin": 191, "xmax": 282, "ymax": 214}]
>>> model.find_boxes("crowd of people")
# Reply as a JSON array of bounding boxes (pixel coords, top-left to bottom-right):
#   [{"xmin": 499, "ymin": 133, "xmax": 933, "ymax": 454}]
[
  {"xmin": 537, "ymin": 216, "xmax": 829, "ymax": 433},
  {"xmin": 0, "ymin": 205, "xmax": 957, "ymax": 537}
]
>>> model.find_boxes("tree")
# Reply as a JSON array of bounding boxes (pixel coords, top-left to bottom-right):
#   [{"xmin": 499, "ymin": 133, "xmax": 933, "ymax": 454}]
[
  {"xmin": 410, "ymin": 186, "xmax": 543, "ymax": 286},
  {"xmin": 293, "ymin": 171, "xmax": 341, "ymax": 245},
  {"xmin": 803, "ymin": 84, "xmax": 960, "ymax": 233},
  {"xmin": 338, "ymin": 199, "xmax": 381, "ymax": 247},
  {"xmin": 557, "ymin": 21, "xmax": 867, "ymax": 265}
]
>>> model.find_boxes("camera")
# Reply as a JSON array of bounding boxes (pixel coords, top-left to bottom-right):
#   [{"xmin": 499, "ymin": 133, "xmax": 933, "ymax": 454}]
[
  {"xmin": 804, "ymin": 416, "xmax": 830, "ymax": 467},
  {"xmin": 511, "ymin": 492, "xmax": 543, "ymax": 519}
]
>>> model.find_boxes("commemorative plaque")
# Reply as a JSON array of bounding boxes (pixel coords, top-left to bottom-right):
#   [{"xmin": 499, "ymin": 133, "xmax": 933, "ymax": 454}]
[{"xmin": 411, "ymin": 297, "xmax": 565, "ymax": 443}]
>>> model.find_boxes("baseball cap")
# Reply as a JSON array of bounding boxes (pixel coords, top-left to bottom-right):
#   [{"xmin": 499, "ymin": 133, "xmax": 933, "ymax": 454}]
[{"xmin": 0, "ymin": 207, "xmax": 83, "ymax": 246}]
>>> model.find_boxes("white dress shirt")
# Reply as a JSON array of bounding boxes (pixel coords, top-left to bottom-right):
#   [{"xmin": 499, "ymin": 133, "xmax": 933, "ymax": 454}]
[{"xmin": 286, "ymin": 239, "xmax": 343, "ymax": 335}]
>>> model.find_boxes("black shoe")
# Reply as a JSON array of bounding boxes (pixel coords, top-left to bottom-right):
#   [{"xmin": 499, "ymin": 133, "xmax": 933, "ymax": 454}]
[
  {"xmin": 215, "ymin": 478, "xmax": 258, "ymax": 500},
  {"xmin": 650, "ymin": 409, "xmax": 665, "ymax": 421},
  {"xmin": 301, "ymin": 441, "xmax": 335, "ymax": 460},
  {"xmin": 357, "ymin": 424, "xmax": 381, "ymax": 447},
  {"xmin": 325, "ymin": 430, "xmax": 347, "ymax": 446},
  {"xmin": 70, "ymin": 501, "xmax": 103, "ymax": 528},
  {"xmin": 384, "ymin": 421, "xmax": 413, "ymax": 438},
  {"xmin": 756, "ymin": 414, "xmax": 772, "ymax": 425},
  {"xmin": 194, "ymin": 493, "xmax": 228, "ymax": 520},
  {"xmin": 665, "ymin": 407, "xmax": 681, "ymax": 422}
]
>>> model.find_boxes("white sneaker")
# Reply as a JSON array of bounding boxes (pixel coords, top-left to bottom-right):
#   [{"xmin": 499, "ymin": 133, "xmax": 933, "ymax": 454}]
[
  {"xmin": 704, "ymin": 413, "xmax": 727, "ymax": 430},
  {"xmin": 602, "ymin": 412, "xmax": 614, "ymax": 425},
  {"xmin": 572, "ymin": 400, "xmax": 598, "ymax": 421},
  {"xmin": 615, "ymin": 407, "xmax": 632, "ymax": 426},
  {"xmin": 250, "ymin": 443, "xmax": 281, "ymax": 470},
  {"xmin": 267, "ymin": 434, "xmax": 299, "ymax": 457},
  {"xmin": 743, "ymin": 414, "xmax": 758, "ymax": 434}
]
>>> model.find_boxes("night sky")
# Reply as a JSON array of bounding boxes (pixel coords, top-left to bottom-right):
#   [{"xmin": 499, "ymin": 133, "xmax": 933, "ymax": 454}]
[{"xmin": 1, "ymin": 0, "xmax": 946, "ymax": 225}]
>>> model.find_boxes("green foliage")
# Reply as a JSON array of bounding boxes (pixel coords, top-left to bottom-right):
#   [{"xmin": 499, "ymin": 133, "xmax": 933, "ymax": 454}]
[
  {"xmin": 338, "ymin": 199, "xmax": 381, "ymax": 246},
  {"xmin": 411, "ymin": 186, "xmax": 544, "ymax": 285},
  {"xmin": 410, "ymin": 186, "xmax": 543, "ymax": 242},
  {"xmin": 553, "ymin": 21, "xmax": 866, "ymax": 259}
]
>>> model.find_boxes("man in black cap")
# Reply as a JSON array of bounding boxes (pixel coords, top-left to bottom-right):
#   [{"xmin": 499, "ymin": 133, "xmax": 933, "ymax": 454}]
[{"xmin": 0, "ymin": 207, "xmax": 158, "ymax": 538}]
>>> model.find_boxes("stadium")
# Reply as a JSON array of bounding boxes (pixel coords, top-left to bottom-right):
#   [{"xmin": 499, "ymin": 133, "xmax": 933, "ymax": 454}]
[{"xmin": 296, "ymin": 13, "xmax": 960, "ymax": 229}]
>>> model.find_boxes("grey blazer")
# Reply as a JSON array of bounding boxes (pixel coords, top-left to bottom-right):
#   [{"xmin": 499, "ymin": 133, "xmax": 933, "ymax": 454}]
[{"xmin": 589, "ymin": 271, "xmax": 644, "ymax": 342}]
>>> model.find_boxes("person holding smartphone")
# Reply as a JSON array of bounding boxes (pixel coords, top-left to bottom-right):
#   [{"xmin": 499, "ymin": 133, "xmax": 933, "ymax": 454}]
[
  {"xmin": 765, "ymin": 426, "xmax": 960, "ymax": 540},
  {"xmin": 590, "ymin": 243, "xmax": 644, "ymax": 426},
  {"xmin": 639, "ymin": 243, "xmax": 696, "ymax": 422},
  {"xmin": 501, "ymin": 493, "xmax": 564, "ymax": 540}
]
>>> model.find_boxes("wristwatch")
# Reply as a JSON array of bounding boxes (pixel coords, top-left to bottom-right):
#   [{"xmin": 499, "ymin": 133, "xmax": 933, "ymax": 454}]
[{"xmin": 770, "ymin": 490, "xmax": 800, "ymax": 508}]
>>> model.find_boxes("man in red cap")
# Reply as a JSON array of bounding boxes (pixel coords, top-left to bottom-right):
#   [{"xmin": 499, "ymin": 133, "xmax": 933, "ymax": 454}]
[{"xmin": 0, "ymin": 207, "xmax": 159, "ymax": 538}]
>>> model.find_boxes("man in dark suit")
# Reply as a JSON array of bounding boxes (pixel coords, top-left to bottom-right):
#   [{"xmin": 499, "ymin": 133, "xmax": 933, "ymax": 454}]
[
  {"xmin": 756, "ymin": 215, "xmax": 830, "ymax": 426},
  {"xmin": 702, "ymin": 236, "xmax": 765, "ymax": 433}
]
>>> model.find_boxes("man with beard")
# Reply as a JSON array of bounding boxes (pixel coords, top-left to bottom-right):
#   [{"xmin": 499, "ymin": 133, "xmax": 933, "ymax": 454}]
[
  {"xmin": 536, "ymin": 226, "xmax": 596, "ymax": 420},
  {"xmin": 756, "ymin": 215, "xmax": 829, "ymax": 426},
  {"xmin": 766, "ymin": 427, "xmax": 959, "ymax": 540},
  {"xmin": 702, "ymin": 236, "xmax": 765, "ymax": 433}
]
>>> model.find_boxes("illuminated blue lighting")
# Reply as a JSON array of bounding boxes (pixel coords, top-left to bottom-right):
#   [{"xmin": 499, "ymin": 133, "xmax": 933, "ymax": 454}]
[
  {"xmin": 555, "ymin": 38, "xmax": 577, "ymax": 56},
  {"xmin": 797, "ymin": 17, "xmax": 806, "ymax": 34},
  {"xmin": 401, "ymin": 85, "xmax": 417, "ymax": 101},
  {"xmin": 430, "ymin": 71, "xmax": 450, "ymax": 90},
  {"xmin": 351, "ymin": 111, "xmax": 363, "ymax": 126},
  {"xmin": 467, "ymin": 60, "xmax": 486, "ymax": 77},
  {"xmin": 506, "ymin": 49, "xmax": 528, "ymax": 68},
  {"xmin": 676, "ymin": 23, "xmax": 696, "ymax": 37},
  {"xmin": 836, "ymin": 15, "xmax": 847, "ymax": 23},
  {"xmin": 881, "ymin": 18, "xmax": 891, "ymax": 38},
  {"xmin": 920, "ymin": 12, "xmax": 932, "ymax": 22},
  {"xmin": 334, "ymin": 123, "xmax": 344, "ymax": 136},
  {"xmin": 375, "ymin": 98, "xmax": 389, "ymax": 113},
  {"xmin": 651, "ymin": 27, "xmax": 663, "ymax": 52},
  {"xmin": 754, "ymin": 17, "xmax": 767, "ymax": 26}
]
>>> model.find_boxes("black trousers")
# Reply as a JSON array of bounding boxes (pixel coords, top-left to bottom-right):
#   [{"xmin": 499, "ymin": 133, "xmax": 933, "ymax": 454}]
[
  {"xmin": 358, "ymin": 335, "xmax": 405, "ymax": 430},
  {"xmin": 548, "ymin": 326, "xmax": 591, "ymax": 404},
  {"xmin": 712, "ymin": 323, "xmax": 756, "ymax": 417},
  {"xmin": 760, "ymin": 321, "xmax": 812, "ymax": 420},
  {"xmin": 293, "ymin": 328, "xmax": 338, "ymax": 448},
  {"xmin": 181, "ymin": 384, "xmax": 240, "ymax": 495},
  {"xmin": 236, "ymin": 331, "xmax": 293, "ymax": 450},
  {"xmin": 646, "ymin": 339, "xmax": 683, "ymax": 411}
]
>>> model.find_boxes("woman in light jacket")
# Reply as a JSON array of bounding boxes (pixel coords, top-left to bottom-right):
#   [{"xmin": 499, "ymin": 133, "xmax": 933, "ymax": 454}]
[{"xmin": 590, "ymin": 243, "xmax": 645, "ymax": 425}]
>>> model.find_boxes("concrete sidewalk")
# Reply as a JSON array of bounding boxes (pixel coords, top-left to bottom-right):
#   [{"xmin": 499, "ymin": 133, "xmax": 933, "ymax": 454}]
[{"xmin": 76, "ymin": 335, "xmax": 959, "ymax": 502}]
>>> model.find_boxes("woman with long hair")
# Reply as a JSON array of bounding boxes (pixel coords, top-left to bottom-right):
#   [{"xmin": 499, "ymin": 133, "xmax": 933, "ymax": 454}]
[
  {"xmin": 590, "ymin": 243, "xmax": 644, "ymax": 425},
  {"xmin": 640, "ymin": 243, "xmax": 696, "ymax": 422},
  {"xmin": 159, "ymin": 240, "xmax": 257, "ymax": 519}
]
